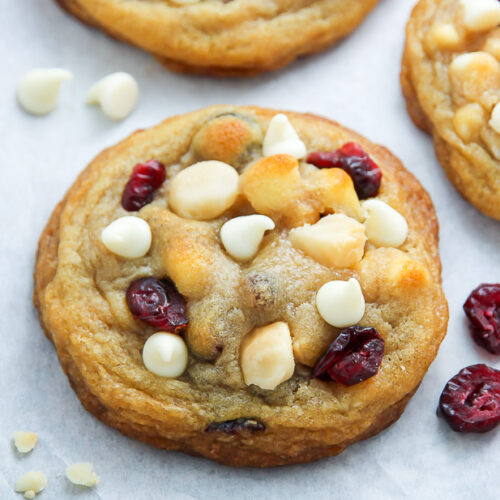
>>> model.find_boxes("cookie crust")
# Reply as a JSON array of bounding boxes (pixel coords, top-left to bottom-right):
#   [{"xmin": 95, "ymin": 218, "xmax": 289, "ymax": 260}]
[
  {"xmin": 34, "ymin": 106, "xmax": 448, "ymax": 466},
  {"xmin": 401, "ymin": 0, "xmax": 500, "ymax": 220},
  {"xmin": 54, "ymin": 0, "xmax": 379, "ymax": 76}
]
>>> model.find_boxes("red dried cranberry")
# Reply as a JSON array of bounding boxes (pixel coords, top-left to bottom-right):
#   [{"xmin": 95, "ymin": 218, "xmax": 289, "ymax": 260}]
[
  {"xmin": 126, "ymin": 277, "xmax": 188, "ymax": 334},
  {"xmin": 205, "ymin": 418, "xmax": 265, "ymax": 434},
  {"xmin": 463, "ymin": 284, "xmax": 500, "ymax": 355},
  {"xmin": 439, "ymin": 364, "xmax": 500, "ymax": 433},
  {"xmin": 121, "ymin": 160, "xmax": 166, "ymax": 211},
  {"xmin": 312, "ymin": 325, "xmax": 384, "ymax": 386},
  {"xmin": 307, "ymin": 143, "xmax": 382, "ymax": 199}
]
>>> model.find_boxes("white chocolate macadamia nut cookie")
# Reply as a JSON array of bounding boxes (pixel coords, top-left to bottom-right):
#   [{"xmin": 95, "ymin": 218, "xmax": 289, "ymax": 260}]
[
  {"xmin": 34, "ymin": 106, "xmax": 447, "ymax": 467},
  {"xmin": 402, "ymin": 0, "xmax": 500, "ymax": 220}
]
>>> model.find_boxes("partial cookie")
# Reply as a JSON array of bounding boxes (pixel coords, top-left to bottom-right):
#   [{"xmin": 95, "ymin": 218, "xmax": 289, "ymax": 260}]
[
  {"xmin": 34, "ymin": 106, "xmax": 448, "ymax": 466},
  {"xmin": 402, "ymin": 0, "xmax": 500, "ymax": 220},
  {"xmin": 54, "ymin": 0, "xmax": 379, "ymax": 76}
]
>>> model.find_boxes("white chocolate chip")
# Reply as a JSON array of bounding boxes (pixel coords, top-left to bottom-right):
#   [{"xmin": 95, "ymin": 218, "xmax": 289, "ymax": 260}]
[
  {"xmin": 142, "ymin": 332, "xmax": 188, "ymax": 378},
  {"xmin": 262, "ymin": 114, "xmax": 307, "ymax": 159},
  {"xmin": 289, "ymin": 214, "xmax": 366, "ymax": 268},
  {"xmin": 86, "ymin": 72, "xmax": 139, "ymax": 120},
  {"xmin": 240, "ymin": 322, "xmax": 295, "ymax": 390},
  {"xmin": 13, "ymin": 432, "xmax": 38, "ymax": 454},
  {"xmin": 220, "ymin": 215, "xmax": 275, "ymax": 261},
  {"xmin": 428, "ymin": 23, "xmax": 460, "ymax": 49},
  {"xmin": 453, "ymin": 103, "xmax": 486, "ymax": 142},
  {"xmin": 489, "ymin": 102, "xmax": 500, "ymax": 134},
  {"xmin": 17, "ymin": 68, "xmax": 72, "ymax": 115},
  {"xmin": 168, "ymin": 161, "xmax": 239, "ymax": 220},
  {"xmin": 65, "ymin": 463, "xmax": 99, "ymax": 487},
  {"xmin": 15, "ymin": 472, "xmax": 47, "ymax": 498},
  {"xmin": 361, "ymin": 199, "xmax": 408, "ymax": 248},
  {"xmin": 101, "ymin": 216, "xmax": 151, "ymax": 259},
  {"xmin": 316, "ymin": 278, "xmax": 365, "ymax": 328},
  {"xmin": 460, "ymin": 0, "xmax": 500, "ymax": 32}
]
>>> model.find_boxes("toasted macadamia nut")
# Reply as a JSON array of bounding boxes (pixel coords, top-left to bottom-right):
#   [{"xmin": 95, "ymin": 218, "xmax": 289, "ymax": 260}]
[
  {"xmin": 220, "ymin": 215, "xmax": 275, "ymax": 261},
  {"xmin": 86, "ymin": 72, "xmax": 139, "ymax": 120},
  {"xmin": 489, "ymin": 102, "xmax": 500, "ymax": 134},
  {"xmin": 15, "ymin": 472, "xmax": 47, "ymax": 498},
  {"xmin": 316, "ymin": 278, "xmax": 365, "ymax": 328},
  {"xmin": 289, "ymin": 214, "xmax": 366, "ymax": 268},
  {"xmin": 460, "ymin": 0, "xmax": 500, "ymax": 32},
  {"xmin": 453, "ymin": 103, "xmax": 486, "ymax": 142},
  {"xmin": 361, "ymin": 200, "xmax": 408, "ymax": 248},
  {"xmin": 263, "ymin": 114, "xmax": 307, "ymax": 159},
  {"xmin": 101, "ymin": 216, "xmax": 151, "ymax": 258},
  {"xmin": 13, "ymin": 432, "xmax": 38, "ymax": 454},
  {"xmin": 240, "ymin": 322, "xmax": 295, "ymax": 390},
  {"xmin": 449, "ymin": 52, "xmax": 500, "ymax": 107},
  {"xmin": 169, "ymin": 161, "xmax": 239, "ymax": 220},
  {"xmin": 428, "ymin": 23, "xmax": 460, "ymax": 49},
  {"xmin": 17, "ymin": 68, "xmax": 72, "ymax": 115},
  {"xmin": 143, "ymin": 332, "xmax": 188, "ymax": 378},
  {"xmin": 65, "ymin": 463, "xmax": 99, "ymax": 487}
]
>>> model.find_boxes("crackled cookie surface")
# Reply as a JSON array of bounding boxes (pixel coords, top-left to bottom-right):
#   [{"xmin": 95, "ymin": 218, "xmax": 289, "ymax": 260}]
[
  {"xmin": 34, "ymin": 106, "xmax": 448, "ymax": 466},
  {"xmin": 54, "ymin": 0, "xmax": 379, "ymax": 76},
  {"xmin": 402, "ymin": 0, "xmax": 500, "ymax": 220}
]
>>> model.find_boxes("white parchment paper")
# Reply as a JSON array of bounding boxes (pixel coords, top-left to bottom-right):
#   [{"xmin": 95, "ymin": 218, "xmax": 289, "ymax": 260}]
[{"xmin": 1, "ymin": 0, "xmax": 499, "ymax": 498}]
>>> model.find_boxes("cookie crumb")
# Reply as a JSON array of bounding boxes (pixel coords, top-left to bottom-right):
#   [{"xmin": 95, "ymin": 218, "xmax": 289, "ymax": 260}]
[
  {"xmin": 13, "ymin": 432, "xmax": 38, "ymax": 454},
  {"xmin": 65, "ymin": 462, "xmax": 99, "ymax": 487}
]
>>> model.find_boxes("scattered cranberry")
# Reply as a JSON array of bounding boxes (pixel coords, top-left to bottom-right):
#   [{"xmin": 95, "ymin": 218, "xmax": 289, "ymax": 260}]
[
  {"xmin": 126, "ymin": 277, "xmax": 188, "ymax": 334},
  {"xmin": 121, "ymin": 160, "xmax": 166, "ymax": 211},
  {"xmin": 205, "ymin": 418, "xmax": 265, "ymax": 434},
  {"xmin": 312, "ymin": 326, "xmax": 384, "ymax": 386},
  {"xmin": 439, "ymin": 364, "xmax": 500, "ymax": 433},
  {"xmin": 307, "ymin": 143, "xmax": 382, "ymax": 199},
  {"xmin": 463, "ymin": 284, "xmax": 500, "ymax": 355}
]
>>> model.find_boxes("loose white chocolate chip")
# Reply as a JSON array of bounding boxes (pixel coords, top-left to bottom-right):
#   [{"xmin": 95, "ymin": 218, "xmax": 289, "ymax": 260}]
[
  {"xmin": 15, "ymin": 472, "xmax": 47, "ymax": 498},
  {"xmin": 13, "ymin": 432, "xmax": 38, "ymax": 453},
  {"xmin": 240, "ymin": 322, "xmax": 295, "ymax": 390},
  {"xmin": 453, "ymin": 103, "xmax": 486, "ymax": 142},
  {"xmin": 489, "ymin": 102, "xmax": 500, "ymax": 134},
  {"xmin": 460, "ymin": 0, "xmax": 500, "ymax": 32},
  {"xmin": 169, "ymin": 161, "xmax": 239, "ymax": 220},
  {"xmin": 220, "ymin": 215, "xmax": 275, "ymax": 261},
  {"xmin": 142, "ymin": 332, "xmax": 188, "ymax": 378},
  {"xmin": 429, "ymin": 23, "xmax": 460, "ymax": 49},
  {"xmin": 289, "ymin": 214, "xmax": 366, "ymax": 268},
  {"xmin": 66, "ymin": 463, "xmax": 99, "ymax": 487},
  {"xmin": 17, "ymin": 68, "xmax": 72, "ymax": 115},
  {"xmin": 101, "ymin": 216, "xmax": 151, "ymax": 259},
  {"xmin": 361, "ymin": 199, "xmax": 408, "ymax": 248},
  {"xmin": 86, "ymin": 72, "xmax": 139, "ymax": 120},
  {"xmin": 316, "ymin": 278, "xmax": 365, "ymax": 328},
  {"xmin": 262, "ymin": 114, "xmax": 307, "ymax": 159}
]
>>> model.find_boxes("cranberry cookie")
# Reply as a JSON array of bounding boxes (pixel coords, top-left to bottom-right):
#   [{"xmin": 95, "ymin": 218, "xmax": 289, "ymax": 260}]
[
  {"xmin": 402, "ymin": 0, "xmax": 500, "ymax": 220},
  {"xmin": 54, "ymin": 0, "xmax": 379, "ymax": 76},
  {"xmin": 34, "ymin": 106, "xmax": 448, "ymax": 466}
]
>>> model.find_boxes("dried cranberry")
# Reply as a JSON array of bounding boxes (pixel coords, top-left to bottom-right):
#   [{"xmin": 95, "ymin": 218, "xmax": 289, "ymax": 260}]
[
  {"xmin": 121, "ymin": 160, "xmax": 166, "ymax": 211},
  {"xmin": 312, "ymin": 326, "xmax": 384, "ymax": 386},
  {"xmin": 126, "ymin": 277, "xmax": 188, "ymax": 334},
  {"xmin": 205, "ymin": 418, "xmax": 265, "ymax": 434},
  {"xmin": 463, "ymin": 284, "xmax": 500, "ymax": 355},
  {"xmin": 439, "ymin": 364, "xmax": 500, "ymax": 433},
  {"xmin": 307, "ymin": 143, "xmax": 382, "ymax": 199}
]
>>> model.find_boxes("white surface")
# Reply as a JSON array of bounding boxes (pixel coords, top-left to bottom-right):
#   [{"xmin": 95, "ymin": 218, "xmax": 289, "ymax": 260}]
[{"xmin": 0, "ymin": 1, "xmax": 499, "ymax": 499}]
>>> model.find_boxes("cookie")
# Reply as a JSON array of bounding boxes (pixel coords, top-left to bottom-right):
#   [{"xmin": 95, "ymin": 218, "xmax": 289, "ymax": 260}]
[
  {"xmin": 402, "ymin": 0, "xmax": 500, "ymax": 220},
  {"xmin": 54, "ymin": 0, "xmax": 379, "ymax": 76},
  {"xmin": 34, "ymin": 106, "xmax": 448, "ymax": 466}
]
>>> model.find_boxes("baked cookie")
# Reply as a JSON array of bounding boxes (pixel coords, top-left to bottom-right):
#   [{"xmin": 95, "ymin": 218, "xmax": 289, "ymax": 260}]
[
  {"xmin": 34, "ymin": 106, "xmax": 448, "ymax": 466},
  {"xmin": 54, "ymin": 0, "xmax": 379, "ymax": 76},
  {"xmin": 402, "ymin": 0, "xmax": 500, "ymax": 220}
]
